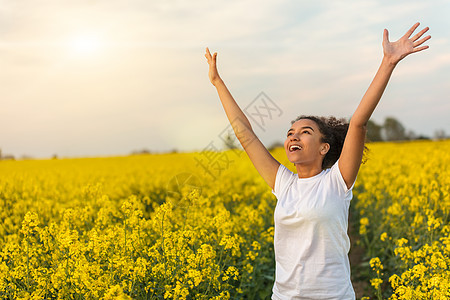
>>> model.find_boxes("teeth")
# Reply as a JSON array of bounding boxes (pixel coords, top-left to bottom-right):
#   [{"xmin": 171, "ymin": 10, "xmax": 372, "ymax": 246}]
[{"xmin": 290, "ymin": 145, "xmax": 301, "ymax": 151}]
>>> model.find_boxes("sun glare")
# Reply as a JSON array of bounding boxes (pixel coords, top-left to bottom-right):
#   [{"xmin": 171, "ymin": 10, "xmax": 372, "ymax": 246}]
[{"xmin": 69, "ymin": 34, "xmax": 102, "ymax": 56}]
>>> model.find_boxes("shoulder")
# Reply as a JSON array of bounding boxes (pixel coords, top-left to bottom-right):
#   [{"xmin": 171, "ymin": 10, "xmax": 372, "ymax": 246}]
[
  {"xmin": 272, "ymin": 164, "xmax": 297, "ymax": 197},
  {"xmin": 323, "ymin": 160, "xmax": 354, "ymax": 197}
]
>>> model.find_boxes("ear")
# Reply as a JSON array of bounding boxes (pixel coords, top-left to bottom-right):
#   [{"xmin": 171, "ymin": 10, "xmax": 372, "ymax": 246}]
[{"xmin": 320, "ymin": 143, "xmax": 330, "ymax": 156}]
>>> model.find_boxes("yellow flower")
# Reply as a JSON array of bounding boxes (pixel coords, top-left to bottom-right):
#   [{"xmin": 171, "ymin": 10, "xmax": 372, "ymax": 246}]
[
  {"xmin": 20, "ymin": 212, "xmax": 40, "ymax": 236},
  {"xmin": 370, "ymin": 257, "xmax": 384, "ymax": 271},
  {"xmin": 370, "ymin": 278, "xmax": 383, "ymax": 290},
  {"xmin": 187, "ymin": 269, "xmax": 203, "ymax": 287},
  {"xmin": 397, "ymin": 238, "xmax": 408, "ymax": 247},
  {"xmin": 359, "ymin": 217, "xmax": 369, "ymax": 235},
  {"xmin": 103, "ymin": 285, "xmax": 132, "ymax": 300},
  {"xmin": 360, "ymin": 217, "xmax": 369, "ymax": 226}
]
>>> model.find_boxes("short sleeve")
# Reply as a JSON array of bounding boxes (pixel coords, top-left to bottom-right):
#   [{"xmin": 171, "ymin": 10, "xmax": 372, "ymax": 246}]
[
  {"xmin": 271, "ymin": 164, "xmax": 296, "ymax": 199},
  {"xmin": 329, "ymin": 160, "xmax": 355, "ymax": 200}
]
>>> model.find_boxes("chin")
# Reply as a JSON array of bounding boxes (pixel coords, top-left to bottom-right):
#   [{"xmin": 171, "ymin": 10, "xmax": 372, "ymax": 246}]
[{"xmin": 286, "ymin": 152, "xmax": 297, "ymax": 164}]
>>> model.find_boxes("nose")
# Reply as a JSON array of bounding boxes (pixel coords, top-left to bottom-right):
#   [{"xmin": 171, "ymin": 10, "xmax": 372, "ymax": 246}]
[{"xmin": 289, "ymin": 134, "xmax": 299, "ymax": 142}]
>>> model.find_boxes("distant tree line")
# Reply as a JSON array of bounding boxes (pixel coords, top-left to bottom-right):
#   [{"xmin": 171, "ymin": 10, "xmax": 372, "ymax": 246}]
[
  {"xmin": 366, "ymin": 116, "xmax": 447, "ymax": 142},
  {"xmin": 2, "ymin": 116, "xmax": 447, "ymax": 159},
  {"xmin": 261, "ymin": 116, "xmax": 447, "ymax": 151},
  {"xmin": 0, "ymin": 149, "xmax": 15, "ymax": 160}
]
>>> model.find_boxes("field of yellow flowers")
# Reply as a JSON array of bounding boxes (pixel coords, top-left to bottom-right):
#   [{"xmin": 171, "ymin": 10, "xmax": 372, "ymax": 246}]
[
  {"xmin": 0, "ymin": 150, "xmax": 282, "ymax": 299},
  {"xmin": 0, "ymin": 139, "xmax": 449, "ymax": 299},
  {"xmin": 354, "ymin": 139, "xmax": 450, "ymax": 299}
]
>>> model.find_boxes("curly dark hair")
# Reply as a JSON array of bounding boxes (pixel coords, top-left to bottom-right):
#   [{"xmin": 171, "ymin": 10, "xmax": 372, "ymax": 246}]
[{"xmin": 291, "ymin": 115, "xmax": 351, "ymax": 169}]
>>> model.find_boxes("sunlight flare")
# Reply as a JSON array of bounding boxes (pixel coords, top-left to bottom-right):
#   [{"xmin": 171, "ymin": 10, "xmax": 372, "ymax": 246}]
[{"xmin": 68, "ymin": 33, "xmax": 103, "ymax": 56}]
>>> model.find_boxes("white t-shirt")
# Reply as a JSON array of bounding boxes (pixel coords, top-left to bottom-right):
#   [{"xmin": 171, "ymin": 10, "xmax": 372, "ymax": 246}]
[{"xmin": 271, "ymin": 161, "xmax": 355, "ymax": 300}]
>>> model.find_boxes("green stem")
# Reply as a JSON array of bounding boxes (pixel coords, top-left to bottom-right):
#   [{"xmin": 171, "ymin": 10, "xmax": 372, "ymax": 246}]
[
  {"xmin": 124, "ymin": 219, "xmax": 127, "ymax": 255},
  {"xmin": 161, "ymin": 211, "xmax": 167, "ymax": 282},
  {"xmin": 376, "ymin": 281, "xmax": 382, "ymax": 300},
  {"xmin": 26, "ymin": 238, "xmax": 30, "ymax": 292}
]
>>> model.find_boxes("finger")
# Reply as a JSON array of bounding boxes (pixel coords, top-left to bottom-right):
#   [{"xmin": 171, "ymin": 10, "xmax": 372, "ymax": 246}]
[
  {"xmin": 205, "ymin": 53, "xmax": 212, "ymax": 65},
  {"xmin": 403, "ymin": 22, "xmax": 420, "ymax": 39},
  {"xmin": 411, "ymin": 27, "xmax": 429, "ymax": 42},
  {"xmin": 205, "ymin": 47, "xmax": 212, "ymax": 59},
  {"xmin": 414, "ymin": 35, "xmax": 431, "ymax": 48},
  {"xmin": 383, "ymin": 29, "xmax": 389, "ymax": 43},
  {"xmin": 412, "ymin": 45, "xmax": 429, "ymax": 53}
]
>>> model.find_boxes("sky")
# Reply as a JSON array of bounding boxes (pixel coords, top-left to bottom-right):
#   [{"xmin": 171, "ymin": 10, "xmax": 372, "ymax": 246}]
[{"xmin": 1, "ymin": 0, "xmax": 449, "ymax": 158}]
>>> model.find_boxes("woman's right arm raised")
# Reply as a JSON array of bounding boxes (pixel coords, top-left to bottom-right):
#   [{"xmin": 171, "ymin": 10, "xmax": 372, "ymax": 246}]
[{"xmin": 205, "ymin": 47, "xmax": 280, "ymax": 190}]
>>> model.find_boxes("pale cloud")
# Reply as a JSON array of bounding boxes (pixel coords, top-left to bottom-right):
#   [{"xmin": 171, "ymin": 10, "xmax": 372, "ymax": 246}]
[{"xmin": 0, "ymin": 0, "xmax": 449, "ymax": 157}]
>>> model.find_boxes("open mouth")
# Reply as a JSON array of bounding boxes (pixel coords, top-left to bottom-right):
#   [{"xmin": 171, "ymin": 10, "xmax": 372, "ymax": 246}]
[{"xmin": 289, "ymin": 145, "xmax": 302, "ymax": 152}]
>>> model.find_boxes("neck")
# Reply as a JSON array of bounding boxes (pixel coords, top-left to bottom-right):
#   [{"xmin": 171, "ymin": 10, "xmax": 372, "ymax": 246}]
[{"xmin": 294, "ymin": 162, "xmax": 323, "ymax": 179}]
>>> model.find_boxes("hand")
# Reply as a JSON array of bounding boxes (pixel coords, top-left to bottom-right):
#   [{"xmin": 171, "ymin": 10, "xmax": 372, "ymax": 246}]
[
  {"xmin": 383, "ymin": 22, "xmax": 431, "ymax": 65},
  {"xmin": 205, "ymin": 47, "xmax": 222, "ymax": 86}
]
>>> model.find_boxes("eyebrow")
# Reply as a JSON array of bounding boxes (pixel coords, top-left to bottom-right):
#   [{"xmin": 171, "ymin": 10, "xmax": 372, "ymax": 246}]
[{"xmin": 287, "ymin": 126, "xmax": 315, "ymax": 134}]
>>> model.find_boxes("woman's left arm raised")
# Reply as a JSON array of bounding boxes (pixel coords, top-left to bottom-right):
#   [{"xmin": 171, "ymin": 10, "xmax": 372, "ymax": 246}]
[{"xmin": 339, "ymin": 22, "xmax": 431, "ymax": 189}]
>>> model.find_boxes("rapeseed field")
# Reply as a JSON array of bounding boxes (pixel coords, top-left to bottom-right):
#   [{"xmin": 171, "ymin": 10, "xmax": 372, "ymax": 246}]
[
  {"xmin": 354, "ymin": 140, "xmax": 450, "ymax": 299},
  {"xmin": 1, "ymin": 140, "xmax": 449, "ymax": 299}
]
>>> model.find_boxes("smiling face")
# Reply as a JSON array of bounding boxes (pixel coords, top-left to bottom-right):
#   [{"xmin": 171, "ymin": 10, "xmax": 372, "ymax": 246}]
[{"xmin": 284, "ymin": 118, "xmax": 330, "ymax": 168}]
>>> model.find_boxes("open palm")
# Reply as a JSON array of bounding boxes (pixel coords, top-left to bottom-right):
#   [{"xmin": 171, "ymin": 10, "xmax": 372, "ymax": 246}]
[
  {"xmin": 205, "ymin": 47, "xmax": 221, "ymax": 86},
  {"xmin": 383, "ymin": 23, "xmax": 431, "ymax": 65}
]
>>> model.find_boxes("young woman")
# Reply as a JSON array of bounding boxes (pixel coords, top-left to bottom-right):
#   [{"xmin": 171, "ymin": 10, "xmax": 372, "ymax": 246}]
[{"xmin": 205, "ymin": 23, "xmax": 430, "ymax": 299}]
